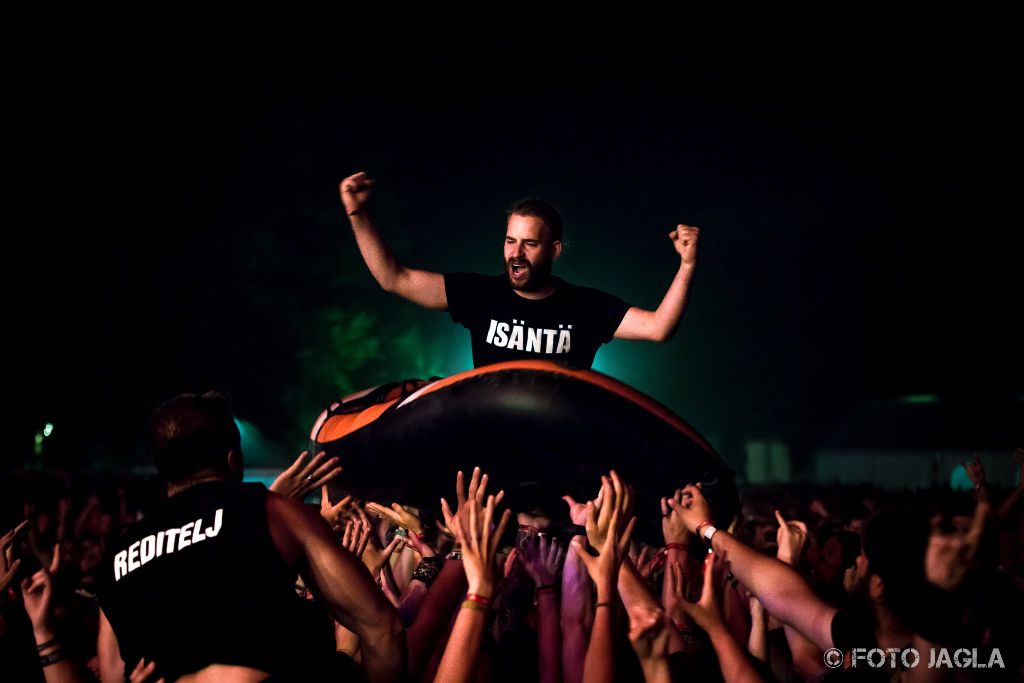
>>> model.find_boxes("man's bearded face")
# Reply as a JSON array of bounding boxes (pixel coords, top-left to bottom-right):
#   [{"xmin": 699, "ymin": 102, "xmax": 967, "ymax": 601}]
[{"xmin": 504, "ymin": 214, "xmax": 559, "ymax": 292}]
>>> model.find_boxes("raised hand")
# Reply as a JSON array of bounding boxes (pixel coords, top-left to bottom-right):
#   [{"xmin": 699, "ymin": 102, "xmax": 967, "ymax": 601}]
[
  {"xmin": 774, "ymin": 510, "xmax": 809, "ymax": 566},
  {"xmin": 362, "ymin": 536, "xmax": 403, "ymax": 578},
  {"xmin": 21, "ymin": 544, "xmax": 61, "ymax": 639},
  {"xmin": 667, "ymin": 482, "xmax": 714, "ymax": 536},
  {"xmin": 669, "ymin": 224, "xmax": 700, "ymax": 265},
  {"xmin": 962, "ymin": 454, "xmax": 986, "ymax": 488},
  {"xmin": 440, "ymin": 466, "xmax": 504, "ymax": 544},
  {"xmin": 571, "ymin": 471, "xmax": 636, "ymax": 591},
  {"xmin": 320, "ymin": 485, "xmax": 354, "ymax": 532},
  {"xmin": 678, "ymin": 551, "xmax": 724, "ymax": 633},
  {"xmin": 661, "ymin": 488, "xmax": 689, "ymax": 545},
  {"xmin": 926, "ymin": 501, "xmax": 990, "ymax": 591},
  {"xmin": 366, "ymin": 500, "xmax": 424, "ymax": 534},
  {"xmin": 129, "ymin": 657, "xmax": 165, "ymax": 683},
  {"xmin": 341, "ymin": 520, "xmax": 371, "ymax": 558},
  {"xmin": 583, "ymin": 471, "xmax": 634, "ymax": 551},
  {"xmin": 627, "ymin": 603, "xmax": 672, "ymax": 664},
  {"xmin": 401, "ymin": 529, "xmax": 437, "ymax": 558},
  {"xmin": 451, "ymin": 495, "xmax": 512, "ymax": 596},
  {"xmin": 339, "ymin": 171, "xmax": 376, "ymax": 216},
  {"xmin": 269, "ymin": 451, "xmax": 341, "ymax": 501},
  {"xmin": 562, "ymin": 483, "xmax": 604, "ymax": 527},
  {"xmin": 1, "ymin": 520, "xmax": 28, "ymax": 591},
  {"xmin": 520, "ymin": 535, "xmax": 566, "ymax": 587}
]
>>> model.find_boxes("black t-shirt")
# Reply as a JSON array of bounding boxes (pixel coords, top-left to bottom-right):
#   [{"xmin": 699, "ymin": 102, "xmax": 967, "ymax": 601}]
[
  {"xmin": 96, "ymin": 481, "xmax": 333, "ymax": 680},
  {"xmin": 444, "ymin": 272, "xmax": 631, "ymax": 369}
]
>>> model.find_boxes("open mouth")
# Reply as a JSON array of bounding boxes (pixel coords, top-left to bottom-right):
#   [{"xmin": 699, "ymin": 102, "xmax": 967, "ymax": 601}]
[{"xmin": 509, "ymin": 261, "xmax": 529, "ymax": 278}]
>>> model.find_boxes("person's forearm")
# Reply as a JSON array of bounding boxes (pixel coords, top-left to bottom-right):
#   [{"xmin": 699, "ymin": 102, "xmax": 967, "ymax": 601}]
[
  {"xmin": 582, "ymin": 579, "xmax": 616, "ymax": 683},
  {"xmin": 359, "ymin": 618, "xmax": 407, "ymax": 683},
  {"xmin": 408, "ymin": 559, "xmax": 468, "ymax": 677},
  {"xmin": 998, "ymin": 486, "xmax": 1022, "ymax": 521},
  {"xmin": 349, "ymin": 213, "xmax": 406, "ymax": 292},
  {"xmin": 561, "ymin": 538, "xmax": 591, "ymax": 683},
  {"xmin": 782, "ymin": 624, "xmax": 826, "ymax": 680},
  {"xmin": 617, "ymin": 559, "xmax": 660, "ymax": 612},
  {"xmin": 708, "ymin": 625, "xmax": 764, "ymax": 683},
  {"xmin": 433, "ymin": 607, "xmax": 486, "ymax": 683},
  {"xmin": 400, "ymin": 581, "xmax": 429, "ymax": 625},
  {"xmin": 536, "ymin": 592, "xmax": 563, "ymax": 683},
  {"xmin": 748, "ymin": 607, "xmax": 766, "ymax": 662},
  {"xmin": 710, "ymin": 531, "xmax": 835, "ymax": 652},
  {"xmin": 35, "ymin": 628, "xmax": 85, "ymax": 683},
  {"xmin": 638, "ymin": 658, "xmax": 673, "ymax": 683},
  {"xmin": 649, "ymin": 260, "xmax": 696, "ymax": 341}
]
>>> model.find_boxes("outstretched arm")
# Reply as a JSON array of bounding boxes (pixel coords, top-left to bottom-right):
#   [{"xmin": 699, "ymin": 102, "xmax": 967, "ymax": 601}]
[
  {"xmin": 267, "ymin": 493, "xmax": 405, "ymax": 683},
  {"xmin": 341, "ymin": 171, "xmax": 447, "ymax": 310},
  {"xmin": 614, "ymin": 224, "xmax": 698, "ymax": 342},
  {"xmin": 671, "ymin": 485, "xmax": 837, "ymax": 652}
]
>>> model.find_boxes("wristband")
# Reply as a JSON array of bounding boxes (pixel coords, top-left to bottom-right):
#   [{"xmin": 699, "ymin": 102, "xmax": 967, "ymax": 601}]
[
  {"xmin": 702, "ymin": 524, "xmax": 718, "ymax": 541},
  {"xmin": 594, "ymin": 601, "xmax": 613, "ymax": 609},
  {"xmin": 445, "ymin": 549, "xmax": 462, "ymax": 561},
  {"xmin": 694, "ymin": 520, "xmax": 714, "ymax": 538},
  {"xmin": 39, "ymin": 648, "xmax": 68, "ymax": 667},
  {"xmin": 461, "ymin": 599, "xmax": 488, "ymax": 612},
  {"xmin": 466, "ymin": 592, "xmax": 491, "ymax": 607},
  {"xmin": 664, "ymin": 542, "xmax": 687, "ymax": 552}
]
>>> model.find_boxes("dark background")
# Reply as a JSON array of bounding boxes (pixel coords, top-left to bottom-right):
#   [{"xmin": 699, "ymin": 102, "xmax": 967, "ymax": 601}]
[{"xmin": 8, "ymin": 30, "xmax": 1021, "ymax": 473}]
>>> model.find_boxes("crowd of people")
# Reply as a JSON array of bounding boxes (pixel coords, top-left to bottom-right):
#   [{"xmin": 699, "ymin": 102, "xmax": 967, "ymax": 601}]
[
  {"xmin": 2, "ymin": 403, "xmax": 1021, "ymax": 681},
  {"xmin": 2, "ymin": 179, "xmax": 1020, "ymax": 681}
]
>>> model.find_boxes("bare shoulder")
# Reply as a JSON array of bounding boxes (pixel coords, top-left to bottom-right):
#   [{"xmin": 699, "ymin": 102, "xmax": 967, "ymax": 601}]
[{"xmin": 265, "ymin": 490, "xmax": 331, "ymax": 567}]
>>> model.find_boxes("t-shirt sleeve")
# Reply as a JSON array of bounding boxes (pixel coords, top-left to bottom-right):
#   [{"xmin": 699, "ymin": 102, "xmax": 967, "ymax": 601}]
[
  {"xmin": 444, "ymin": 272, "xmax": 488, "ymax": 327},
  {"xmin": 585, "ymin": 288, "xmax": 631, "ymax": 343},
  {"xmin": 830, "ymin": 607, "xmax": 875, "ymax": 653}
]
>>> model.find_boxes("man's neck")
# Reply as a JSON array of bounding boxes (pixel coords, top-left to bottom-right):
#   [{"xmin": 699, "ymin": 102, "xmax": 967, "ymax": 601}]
[
  {"xmin": 511, "ymin": 277, "xmax": 560, "ymax": 300},
  {"xmin": 872, "ymin": 602, "xmax": 913, "ymax": 649},
  {"xmin": 166, "ymin": 472, "xmax": 232, "ymax": 497}
]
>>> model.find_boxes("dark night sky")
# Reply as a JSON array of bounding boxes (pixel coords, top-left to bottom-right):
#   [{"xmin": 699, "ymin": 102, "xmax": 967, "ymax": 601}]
[{"xmin": 8, "ymin": 33, "xmax": 1022, "ymax": 472}]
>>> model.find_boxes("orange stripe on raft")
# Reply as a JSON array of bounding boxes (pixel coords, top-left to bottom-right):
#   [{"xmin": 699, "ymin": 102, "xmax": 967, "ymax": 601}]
[
  {"xmin": 314, "ymin": 400, "xmax": 401, "ymax": 443},
  {"xmin": 401, "ymin": 360, "xmax": 716, "ymax": 455}
]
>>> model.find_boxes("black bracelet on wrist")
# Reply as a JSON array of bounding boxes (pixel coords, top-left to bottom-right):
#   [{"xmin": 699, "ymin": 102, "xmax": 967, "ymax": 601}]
[
  {"xmin": 39, "ymin": 647, "xmax": 68, "ymax": 667},
  {"xmin": 36, "ymin": 637, "xmax": 60, "ymax": 651},
  {"xmin": 412, "ymin": 558, "xmax": 442, "ymax": 587}
]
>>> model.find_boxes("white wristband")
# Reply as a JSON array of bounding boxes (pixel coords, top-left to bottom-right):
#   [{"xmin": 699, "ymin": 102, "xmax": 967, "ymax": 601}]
[{"xmin": 701, "ymin": 524, "xmax": 718, "ymax": 540}]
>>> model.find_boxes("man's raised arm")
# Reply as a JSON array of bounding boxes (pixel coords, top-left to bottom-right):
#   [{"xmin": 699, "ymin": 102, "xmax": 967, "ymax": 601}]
[
  {"xmin": 614, "ymin": 224, "xmax": 699, "ymax": 342},
  {"xmin": 340, "ymin": 171, "xmax": 448, "ymax": 310}
]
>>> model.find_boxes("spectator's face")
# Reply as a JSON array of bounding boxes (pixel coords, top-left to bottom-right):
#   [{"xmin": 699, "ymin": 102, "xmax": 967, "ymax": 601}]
[{"xmin": 504, "ymin": 214, "xmax": 560, "ymax": 291}]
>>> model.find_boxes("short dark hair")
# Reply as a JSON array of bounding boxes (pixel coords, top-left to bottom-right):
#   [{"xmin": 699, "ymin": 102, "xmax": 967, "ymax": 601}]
[
  {"xmin": 508, "ymin": 198, "xmax": 563, "ymax": 243},
  {"xmin": 149, "ymin": 391, "xmax": 241, "ymax": 483}
]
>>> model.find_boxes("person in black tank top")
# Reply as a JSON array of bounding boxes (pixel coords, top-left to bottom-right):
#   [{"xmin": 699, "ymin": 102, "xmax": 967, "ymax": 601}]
[{"xmin": 95, "ymin": 391, "xmax": 405, "ymax": 682}]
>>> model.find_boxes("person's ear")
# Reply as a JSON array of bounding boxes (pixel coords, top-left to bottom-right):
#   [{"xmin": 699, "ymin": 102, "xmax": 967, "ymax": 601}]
[
  {"xmin": 227, "ymin": 449, "xmax": 243, "ymax": 477},
  {"xmin": 552, "ymin": 240, "xmax": 562, "ymax": 260},
  {"xmin": 868, "ymin": 574, "xmax": 884, "ymax": 601}
]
